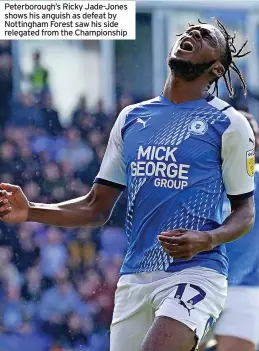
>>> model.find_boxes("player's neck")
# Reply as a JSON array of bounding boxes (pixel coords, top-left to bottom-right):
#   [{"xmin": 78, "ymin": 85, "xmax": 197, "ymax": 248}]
[{"xmin": 163, "ymin": 73, "xmax": 208, "ymax": 104}]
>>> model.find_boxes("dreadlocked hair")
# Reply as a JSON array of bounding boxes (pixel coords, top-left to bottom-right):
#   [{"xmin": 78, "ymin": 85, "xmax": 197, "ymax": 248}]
[{"xmin": 207, "ymin": 18, "xmax": 251, "ymax": 97}]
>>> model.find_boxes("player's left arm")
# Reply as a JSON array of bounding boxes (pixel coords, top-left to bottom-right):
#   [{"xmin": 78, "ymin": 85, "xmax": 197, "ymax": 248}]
[
  {"xmin": 207, "ymin": 194, "xmax": 254, "ymax": 249},
  {"xmin": 158, "ymin": 109, "xmax": 256, "ymax": 260},
  {"xmin": 206, "ymin": 109, "xmax": 257, "ymax": 248}
]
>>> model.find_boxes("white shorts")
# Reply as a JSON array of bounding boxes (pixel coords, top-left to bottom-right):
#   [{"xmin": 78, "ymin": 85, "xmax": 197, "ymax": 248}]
[
  {"xmin": 214, "ymin": 286, "xmax": 259, "ymax": 345},
  {"xmin": 110, "ymin": 267, "xmax": 227, "ymax": 351}
]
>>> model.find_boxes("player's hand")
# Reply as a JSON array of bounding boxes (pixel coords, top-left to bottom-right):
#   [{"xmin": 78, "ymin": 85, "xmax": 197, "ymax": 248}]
[
  {"xmin": 0, "ymin": 183, "xmax": 29, "ymax": 223},
  {"xmin": 157, "ymin": 228, "xmax": 213, "ymax": 260}
]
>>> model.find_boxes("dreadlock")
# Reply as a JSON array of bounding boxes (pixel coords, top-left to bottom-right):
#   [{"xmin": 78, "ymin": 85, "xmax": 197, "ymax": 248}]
[{"xmin": 207, "ymin": 18, "xmax": 250, "ymax": 97}]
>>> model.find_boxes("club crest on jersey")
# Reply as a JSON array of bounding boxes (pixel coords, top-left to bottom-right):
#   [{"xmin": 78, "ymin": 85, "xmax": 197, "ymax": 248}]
[
  {"xmin": 247, "ymin": 149, "xmax": 255, "ymax": 177},
  {"xmin": 188, "ymin": 118, "xmax": 208, "ymax": 135}
]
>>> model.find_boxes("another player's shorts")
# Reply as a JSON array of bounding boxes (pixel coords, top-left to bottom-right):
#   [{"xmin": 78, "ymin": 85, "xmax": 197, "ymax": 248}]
[
  {"xmin": 110, "ymin": 267, "xmax": 227, "ymax": 351},
  {"xmin": 214, "ymin": 286, "xmax": 259, "ymax": 345}
]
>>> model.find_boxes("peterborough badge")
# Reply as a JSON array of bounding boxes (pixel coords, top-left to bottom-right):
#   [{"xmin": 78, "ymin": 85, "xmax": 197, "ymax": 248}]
[
  {"xmin": 188, "ymin": 118, "xmax": 208, "ymax": 135},
  {"xmin": 247, "ymin": 149, "xmax": 255, "ymax": 177}
]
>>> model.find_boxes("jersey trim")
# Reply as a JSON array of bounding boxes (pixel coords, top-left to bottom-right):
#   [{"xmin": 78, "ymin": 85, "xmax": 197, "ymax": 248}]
[
  {"xmin": 220, "ymin": 105, "xmax": 231, "ymax": 112},
  {"xmin": 94, "ymin": 178, "xmax": 126, "ymax": 190},
  {"xmin": 205, "ymin": 94, "xmax": 215, "ymax": 102},
  {"xmin": 227, "ymin": 190, "xmax": 254, "ymax": 201}
]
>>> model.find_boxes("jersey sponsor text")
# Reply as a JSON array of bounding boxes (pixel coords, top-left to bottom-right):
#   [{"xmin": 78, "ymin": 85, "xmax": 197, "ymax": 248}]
[{"xmin": 130, "ymin": 145, "xmax": 190, "ymax": 189}]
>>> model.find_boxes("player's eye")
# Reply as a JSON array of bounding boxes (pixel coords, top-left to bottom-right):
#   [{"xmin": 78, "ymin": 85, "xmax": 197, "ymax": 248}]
[
  {"xmin": 201, "ymin": 29, "xmax": 212, "ymax": 39},
  {"xmin": 201, "ymin": 29, "xmax": 210, "ymax": 37},
  {"xmin": 200, "ymin": 29, "xmax": 217, "ymax": 44}
]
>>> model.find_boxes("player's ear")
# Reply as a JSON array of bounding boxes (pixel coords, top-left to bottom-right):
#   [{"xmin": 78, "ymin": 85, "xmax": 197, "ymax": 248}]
[{"xmin": 211, "ymin": 62, "xmax": 225, "ymax": 79}]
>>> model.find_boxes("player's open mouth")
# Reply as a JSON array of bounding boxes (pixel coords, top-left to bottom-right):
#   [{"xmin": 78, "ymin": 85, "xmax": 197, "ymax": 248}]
[{"xmin": 180, "ymin": 40, "xmax": 194, "ymax": 52}]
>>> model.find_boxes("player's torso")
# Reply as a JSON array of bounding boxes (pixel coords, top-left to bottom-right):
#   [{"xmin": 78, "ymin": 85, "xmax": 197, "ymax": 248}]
[
  {"xmin": 123, "ymin": 98, "xmax": 226, "ymax": 187},
  {"xmin": 121, "ymin": 96, "xmax": 229, "ymax": 274}
]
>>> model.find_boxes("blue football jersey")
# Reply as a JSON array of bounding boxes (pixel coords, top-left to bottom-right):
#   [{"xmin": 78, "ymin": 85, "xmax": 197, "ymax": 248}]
[
  {"xmin": 224, "ymin": 167, "xmax": 259, "ymax": 286},
  {"xmin": 95, "ymin": 95, "xmax": 255, "ymax": 276}
]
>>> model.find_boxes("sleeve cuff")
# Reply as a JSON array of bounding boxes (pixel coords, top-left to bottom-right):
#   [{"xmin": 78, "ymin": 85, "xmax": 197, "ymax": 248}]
[
  {"xmin": 94, "ymin": 178, "xmax": 126, "ymax": 191},
  {"xmin": 227, "ymin": 190, "xmax": 254, "ymax": 201}
]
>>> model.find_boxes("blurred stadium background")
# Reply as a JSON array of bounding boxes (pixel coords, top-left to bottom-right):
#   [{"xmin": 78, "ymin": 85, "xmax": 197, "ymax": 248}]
[{"xmin": 0, "ymin": 0, "xmax": 259, "ymax": 350}]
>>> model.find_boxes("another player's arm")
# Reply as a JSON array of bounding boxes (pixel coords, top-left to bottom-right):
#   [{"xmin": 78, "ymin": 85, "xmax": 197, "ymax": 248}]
[
  {"xmin": 0, "ymin": 106, "xmax": 129, "ymax": 228},
  {"xmin": 158, "ymin": 109, "xmax": 256, "ymax": 260}
]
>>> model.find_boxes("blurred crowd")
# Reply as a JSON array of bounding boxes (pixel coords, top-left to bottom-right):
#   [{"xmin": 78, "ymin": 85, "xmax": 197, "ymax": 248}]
[{"xmin": 0, "ymin": 44, "xmax": 136, "ymax": 351}]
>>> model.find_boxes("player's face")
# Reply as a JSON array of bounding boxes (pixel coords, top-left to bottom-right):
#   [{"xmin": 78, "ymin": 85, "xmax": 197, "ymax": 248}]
[{"xmin": 170, "ymin": 24, "xmax": 226, "ymax": 65}]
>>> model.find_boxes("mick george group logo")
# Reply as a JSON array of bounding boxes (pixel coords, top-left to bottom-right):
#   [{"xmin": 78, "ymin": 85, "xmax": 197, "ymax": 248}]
[{"xmin": 130, "ymin": 145, "xmax": 190, "ymax": 189}]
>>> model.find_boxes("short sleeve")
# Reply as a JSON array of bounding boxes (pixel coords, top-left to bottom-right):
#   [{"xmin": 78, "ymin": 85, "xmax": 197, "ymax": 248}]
[
  {"xmin": 94, "ymin": 105, "xmax": 134, "ymax": 190},
  {"xmin": 221, "ymin": 108, "xmax": 255, "ymax": 197}
]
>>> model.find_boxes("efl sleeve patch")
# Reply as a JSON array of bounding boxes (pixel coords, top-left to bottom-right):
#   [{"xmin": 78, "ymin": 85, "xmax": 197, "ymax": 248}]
[
  {"xmin": 221, "ymin": 109, "xmax": 255, "ymax": 195},
  {"xmin": 247, "ymin": 149, "xmax": 255, "ymax": 177}
]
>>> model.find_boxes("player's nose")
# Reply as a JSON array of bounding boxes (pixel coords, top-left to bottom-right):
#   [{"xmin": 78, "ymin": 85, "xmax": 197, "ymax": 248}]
[{"xmin": 190, "ymin": 29, "xmax": 202, "ymax": 41}]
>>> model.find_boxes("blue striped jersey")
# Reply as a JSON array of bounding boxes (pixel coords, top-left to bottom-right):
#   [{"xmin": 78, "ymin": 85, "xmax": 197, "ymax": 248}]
[{"xmin": 95, "ymin": 94, "xmax": 255, "ymax": 276}]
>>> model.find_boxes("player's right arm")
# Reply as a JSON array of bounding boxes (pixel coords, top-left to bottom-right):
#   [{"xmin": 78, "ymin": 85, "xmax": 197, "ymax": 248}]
[
  {"xmin": 0, "ymin": 106, "xmax": 129, "ymax": 227},
  {"xmin": 0, "ymin": 183, "xmax": 121, "ymax": 227}
]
